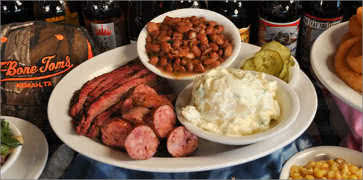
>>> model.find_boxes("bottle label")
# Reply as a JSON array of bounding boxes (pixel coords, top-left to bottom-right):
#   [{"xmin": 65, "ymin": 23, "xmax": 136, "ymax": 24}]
[
  {"xmin": 239, "ymin": 25, "xmax": 250, "ymax": 43},
  {"xmin": 91, "ymin": 22, "xmax": 117, "ymax": 51},
  {"xmin": 298, "ymin": 14, "xmax": 343, "ymax": 69},
  {"xmin": 258, "ymin": 17, "xmax": 301, "ymax": 56},
  {"xmin": 45, "ymin": 16, "xmax": 65, "ymax": 23}
]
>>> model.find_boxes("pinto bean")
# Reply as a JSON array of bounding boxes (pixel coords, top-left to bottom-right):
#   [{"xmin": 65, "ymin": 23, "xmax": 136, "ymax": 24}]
[
  {"xmin": 191, "ymin": 46, "xmax": 201, "ymax": 57},
  {"xmin": 206, "ymin": 26, "xmax": 214, "ymax": 34},
  {"xmin": 202, "ymin": 48, "xmax": 212, "ymax": 55},
  {"xmin": 160, "ymin": 57, "xmax": 168, "ymax": 67},
  {"xmin": 147, "ymin": 22, "xmax": 159, "ymax": 33},
  {"xmin": 208, "ymin": 21, "xmax": 217, "ymax": 27},
  {"xmin": 224, "ymin": 45, "xmax": 233, "ymax": 57},
  {"xmin": 150, "ymin": 56, "xmax": 159, "ymax": 65},
  {"xmin": 177, "ymin": 22, "xmax": 191, "ymax": 33},
  {"xmin": 218, "ymin": 49, "xmax": 224, "ymax": 56},
  {"xmin": 207, "ymin": 61, "xmax": 221, "ymax": 68},
  {"xmin": 209, "ymin": 34, "xmax": 218, "ymax": 42},
  {"xmin": 210, "ymin": 43, "xmax": 219, "ymax": 51},
  {"xmin": 194, "ymin": 63, "xmax": 205, "ymax": 73},
  {"xmin": 187, "ymin": 62, "xmax": 194, "ymax": 72},
  {"xmin": 210, "ymin": 52, "xmax": 219, "ymax": 59},
  {"xmin": 172, "ymin": 39, "xmax": 182, "ymax": 49},
  {"xmin": 174, "ymin": 64, "xmax": 186, "ymax": 72},
  {"xmin": 175, "ymin": 58, "xmax": 181, "ymax": 66},
  {"xmin": 150, "ymin": 44, "xmax": 160, "ymax": 52},
  {"xmin": 160, "ymin": 24, "xmax": 169, "ymax": 31},
  {"xmin": 179, "ymin": 47, "xmax": 189, "ymax": 57},
  {"xmin": 204, "ymin": 57, "xmax": 217, "ymax": 65},
  {"xmin": 216, "ymin": 36, "xmax": 224, "ymax": 45},
  {"xmin": 173, "ymin": 32, "xmax": 183, "ymax": 40},
  {"xmin": 159, "ymin": 35, "xmax": 171, "ymax": 42},
  {"xmin": 159, "ymin": 30, "xmax": 168, "ymax": 37},
  {"xmin": 188, "ymin": 31, "xmax": 197, "ymax": 39},
  {"xmin": 214, "ymin": 25, "xmax": 224, "ymax": 34},
  {"xmin": 185, "ymin": 52, "xmax": 195, "ymax": 59},
  {"xmin": 165, "ymin": 63, "xmax": 173, "ymax": 72},
  {"xmin": 181, "ymin": 58, "xmax": 188, "ymax": 65},
  {"xmin": 161, "ymin": 42, "xmax": 171, "ymax": 53},
  {"xmin": 146, "ymin": 36, "xmax": 152, "ymax": 43}
]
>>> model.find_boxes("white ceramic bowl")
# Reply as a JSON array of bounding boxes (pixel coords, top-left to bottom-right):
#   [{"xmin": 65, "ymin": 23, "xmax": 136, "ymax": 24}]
[
  {"xmin": 238, "ymin": 55, "xmax": 301, "ymax": 88},
  {"xmin": 1, "ymin": 121, "xmax": 23, "ymax": 174},
  {"xmin": 280, "ymin": 146, "xmax": 363, "ymax": 179},
  {"xmin": 175, "ymin": 69, "xmax": 300, "ymax": 145},
  {"xmin": 311, "ymin": 21, "xmax": 362, "ymax": 112},
  {"xmin": 137, "ymin": 8, "xmax": 242, "ymax": 80}
]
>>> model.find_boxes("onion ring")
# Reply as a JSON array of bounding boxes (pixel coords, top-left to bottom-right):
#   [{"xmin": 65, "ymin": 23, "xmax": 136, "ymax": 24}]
[
  {"xmin": 357, "ymin": 7, "xmax": 362, "ymax": 25},
  {"xmin": 349, "ymin": 15, "xmax": 362, "ymax": 37},
  {"xmin": 334, "ymin": 36, "xmax": 362, "ymax": 92},
  {"xmin": 346, "ymin": 39, "xmax": 362, "ymax": 74}
]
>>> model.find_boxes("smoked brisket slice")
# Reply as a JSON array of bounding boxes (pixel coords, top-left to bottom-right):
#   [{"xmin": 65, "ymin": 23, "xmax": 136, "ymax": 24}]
[
  {"xmin": 76, "ymin": 74, "xmax": 157, "ymax": 135},
  {"xmin": 69, "ymin": 64, "xmax": 132, "ymax": 117}
]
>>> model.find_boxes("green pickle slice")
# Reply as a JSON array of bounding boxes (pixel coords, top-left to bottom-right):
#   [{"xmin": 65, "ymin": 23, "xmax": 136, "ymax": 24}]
[
  {"xmin": 261, "ymin": 41, "xmax": 291, "ymax": 63},
  {"xmin": 253, "ymin": 49, "xmax": 283, "ymax": 76},
  {"xmin": 241, "ymin": 57, "xmax": 256, "ymax": 71}
]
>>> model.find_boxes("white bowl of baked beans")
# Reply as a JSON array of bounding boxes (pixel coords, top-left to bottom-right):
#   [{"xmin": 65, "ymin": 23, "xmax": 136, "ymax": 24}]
[
  {"xmin": 137, "ymin": 8, "xmax": 242, "ymax": 80},
  {"xmin": 280, "ymin": 146, "xmax": 363, "ymax": 180}
]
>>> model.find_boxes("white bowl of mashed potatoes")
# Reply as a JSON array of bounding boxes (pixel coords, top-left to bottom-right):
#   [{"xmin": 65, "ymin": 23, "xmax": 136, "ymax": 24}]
[{"xmin": 175, "ymin": 68, "xmax": 300, "ymax": 145}]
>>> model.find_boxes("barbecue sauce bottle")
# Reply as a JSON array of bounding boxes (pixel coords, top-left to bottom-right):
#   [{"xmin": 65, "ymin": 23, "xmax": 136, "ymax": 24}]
[
  {"xmin": 82, "ymin": 1, "xmax": 128, "ymax": 52},
  {"xmin": 34, "ymin": 0, "xmax": 66, "ymax": 23},
  {"xmin": 229, "ymin": 0, "xmax": 251, "ymax": 43},
  {"xmin": 258, "ymin": 0, "xmax": 301, "ymax": 56},
  {"xmin": 127, "ymin": 1, "xmax": 166, "ymax": 44},
  {"xmin": 297, "ymin": 0, "xmax": 343, "ymax": 72}
]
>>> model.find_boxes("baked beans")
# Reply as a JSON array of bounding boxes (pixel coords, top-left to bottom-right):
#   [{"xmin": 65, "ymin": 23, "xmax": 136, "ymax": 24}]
[{"xmin": 145, "ymin": 16, "xmax": 233, "ymax": 75}]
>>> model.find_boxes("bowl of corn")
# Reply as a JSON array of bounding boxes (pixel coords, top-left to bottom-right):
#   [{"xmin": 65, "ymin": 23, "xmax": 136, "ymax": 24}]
[{"xmin": 280, "ymin": 146, "xmax": 362, "ymax": 180}]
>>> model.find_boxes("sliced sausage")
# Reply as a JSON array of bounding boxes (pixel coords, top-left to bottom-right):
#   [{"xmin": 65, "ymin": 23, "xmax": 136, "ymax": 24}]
[
  {"xmin": 151, "ymin": 105, "xmax": 176, "ymax": 138},
  {"xmin": 167, "ymin": 126, "xmax": 198, "ymax": 157},
  {"xmin": 101, "ymin": 118, "xmax": 133, "ymax": 148},
  {"xmin": 122, "ymin": 106, "xmax": 151, "ymax": 125},
  {"xmin": 125, "ymin": 125, "xmax": 160, "ymax": 160}
]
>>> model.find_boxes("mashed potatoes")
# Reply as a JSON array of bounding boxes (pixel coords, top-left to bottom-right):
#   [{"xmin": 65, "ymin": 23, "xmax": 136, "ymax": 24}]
[{"xmin": 181, "ymin": 68, "xmax": 280, "ymax": 136}]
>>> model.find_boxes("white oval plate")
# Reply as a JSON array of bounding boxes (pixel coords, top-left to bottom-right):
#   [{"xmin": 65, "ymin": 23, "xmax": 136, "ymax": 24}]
[
  {"xmin": 0, "ymin": 116, "xmax": 48, "ymax": 179},
  {"xmin": 311, "ymin": 22, "xmax": 362, "ymax": 112},
  {"xmin": 48, "ymin": 43, "xmax": 317, "ymax": 172},
  {"xmin": 280, "ymin": 146, "xmax": 363, "ymax": 179}
]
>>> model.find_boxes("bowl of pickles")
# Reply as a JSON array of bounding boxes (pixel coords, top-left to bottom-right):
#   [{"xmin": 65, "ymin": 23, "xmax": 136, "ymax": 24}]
[
  {"xmin": 239, "ymin": 41, "xmax": 300, "ymax": 87},
  {"xmin": 0, "ymin": 119, "xmax": 23, "ymax": 174}
]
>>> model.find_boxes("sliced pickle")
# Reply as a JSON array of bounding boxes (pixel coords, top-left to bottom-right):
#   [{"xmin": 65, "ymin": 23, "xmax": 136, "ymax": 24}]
[
  {"xmin": 262, "ymin": 41, "xmax": 291, "ymax": 63},
  {"xmin": 241, "ymin": 57, "xmax": 256, "ymax": 71},
  {"xmin": 253, "ymin": 49, "xmax": 283, "ymax": 76}
]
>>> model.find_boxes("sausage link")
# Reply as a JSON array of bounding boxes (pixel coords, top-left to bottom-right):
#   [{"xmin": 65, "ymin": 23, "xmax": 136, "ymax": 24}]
[{"xmin": 165, "ymin": 63, "xmax": 173, "ymax": 72}]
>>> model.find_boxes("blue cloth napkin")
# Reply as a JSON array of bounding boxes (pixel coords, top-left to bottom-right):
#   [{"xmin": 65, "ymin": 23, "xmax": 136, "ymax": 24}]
[{"xmin": 61, "ymin": 132, "xmax": 315, "ymax": 179}]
